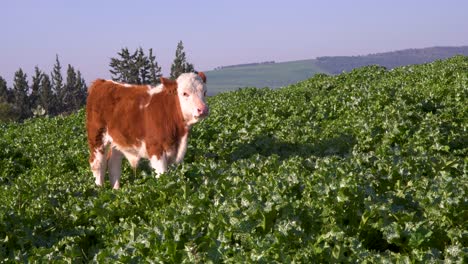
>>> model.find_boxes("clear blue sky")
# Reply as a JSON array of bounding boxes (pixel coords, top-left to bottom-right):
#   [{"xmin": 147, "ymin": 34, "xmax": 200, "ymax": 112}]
[{"xmin": 2, "ymin": 0, "xmax": 467, "ymax": 85}]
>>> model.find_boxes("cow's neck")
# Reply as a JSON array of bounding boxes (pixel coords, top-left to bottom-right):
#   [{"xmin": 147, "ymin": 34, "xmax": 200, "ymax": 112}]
[{"xmin": 184, "ymin": 117, "xmax": 199, "ymax": 128}]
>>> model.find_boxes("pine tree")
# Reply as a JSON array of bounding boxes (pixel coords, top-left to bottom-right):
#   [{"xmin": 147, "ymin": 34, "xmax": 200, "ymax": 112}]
[
  {"xmin": 110, "ymin": 47, "xmax": 162, "ymax": 85},
  {"xmin": 110, "ymin": 48, "xmax": 134, "ymax": 83},
  {"xmin": 0, "ymin": 76, "xmax": 8, "ymax": 102},
  {"xmin": 63, "ymin": 66, "xmax": 87, "ymax": 112},
  {"xmin": 170, "ymin": 41, "xmax": 194, "ymax": 79},
  {"xmin": 127, "ymin": 49, "xmax": 140, "ymax": 84},
  {"xmin": 64, "ymin": 64, "xmax": 78, "ymax": 112},
  {"xmin": 12, "ymin": 68, "xmax": 30, "ymax": 120},
  {"xmin": 39, "ymin": 73, "xmax": 54, "ymax": 116},
  {"xmin": 76, "ymin": 70, "xmax": 87, "ymax": 107},
  {"xmin": 51, "ymin": 54, "xmax": 64, "ymax": 114},
  {"xmin": 0, "ymin": 76, "xmax": 16, "ymax": 122},
  {"xmin": 136, "ymin": 47, "xmax": 150, "ymax": 85},
  {"xmin": 30, "ymin": 66, "xmax": 43, "ymax": 112},
  {"xmin": 148, "ymin": 48, "xmax": 162, "ymax": 86}
]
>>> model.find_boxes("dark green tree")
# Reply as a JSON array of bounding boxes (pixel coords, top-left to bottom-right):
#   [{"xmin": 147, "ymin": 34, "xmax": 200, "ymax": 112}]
[
  {"xmin": 110, "ymin": 47, "xmax": 136, "ymax": 83},
  {"xmin": 51, "ymin": 54, "xmax": 64, "ymax": 114},
  {"xmin": 136, "ymin": 47, "xmax": 150, "ymax": 85},
  {"xmin": 110, "ymin": 47, "xmax": 162, "ymax": 85},
  {"xmin": 75, "ymin": 70, "xmax": 87, "ymax": 107},
  {"xmin": 63, "ymin": 66, "xmax": 87, "ymax": 112},
  {"xmin": 0, "ymin": 76, "xmax": 9, "ymax": 102},
  {"xmin": 39, "ymin": 73, "xmax": 54, "ymax": 115},
  {"xmin": 0, "ymin": 76, "xmax": 16, "ymax": 122},
  {"xmin": 170, "ymin": 41, "xmax": 194, "ymax": 79},
  {"xmin": 64, "ymin": 64, "xmax": 78, "ymax": 112},
  {"xmin": 148, "ymin": 48, "xmax": 162, "ymax": 85},
  {"xmin": 30, "ymin": 66, "xmax": 43, "ymax": 112},
  {"xmin": 12, "ymin": 68, "xmax": 30, "ymax": 120}
]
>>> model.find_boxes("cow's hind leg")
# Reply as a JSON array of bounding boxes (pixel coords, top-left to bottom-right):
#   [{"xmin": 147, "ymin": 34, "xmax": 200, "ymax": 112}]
[
  {"xmin": 87, "ymin": 124, "xmax": 109, "ymax": 186},
  {"xmin": 90, "ymin": 146, "xmax": 108, "ymax": 186},
  {"xmin": 108, "ymin": 148, "xmax": 124, "ymax": 189}
]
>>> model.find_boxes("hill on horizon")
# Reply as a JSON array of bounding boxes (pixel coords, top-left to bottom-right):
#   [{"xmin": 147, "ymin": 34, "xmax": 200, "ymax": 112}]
[
  {"xmin": 205, "ymin": 59, "xmax": 326, "ymax": 95},
  {"xmin": 315, "ymin": 46, "xmax": 468, "ymax": 74},
  {"xmin": 205, "ymin": 45, "xmax": 468, "ymax": 95}
]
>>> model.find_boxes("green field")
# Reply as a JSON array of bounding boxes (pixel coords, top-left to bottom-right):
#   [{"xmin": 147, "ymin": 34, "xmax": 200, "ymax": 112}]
[
  {"xmin": 205, "ymin": 59, "xmax": 327, "ymax": 95},
  {"xmin": 1, "ymin": 56, "xmax": 467, "ymax": 262}
]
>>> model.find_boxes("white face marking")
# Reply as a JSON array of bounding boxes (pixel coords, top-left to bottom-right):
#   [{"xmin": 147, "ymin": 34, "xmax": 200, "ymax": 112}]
[{"xmin": 176, "ymin": 73, "xmax": 209, "ymax": 126}]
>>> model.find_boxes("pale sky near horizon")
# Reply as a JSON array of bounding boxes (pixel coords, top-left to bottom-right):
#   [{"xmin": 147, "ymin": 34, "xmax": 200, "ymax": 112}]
[{"xmin": 2, "ymin": 0, "xmax": 468, "ymax": 85}]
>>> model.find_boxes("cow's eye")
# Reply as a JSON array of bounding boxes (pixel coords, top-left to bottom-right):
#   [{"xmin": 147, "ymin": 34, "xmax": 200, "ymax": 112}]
[{"xmin": 183, "ymin": 92, "xmax": 189, "ymax": 97}]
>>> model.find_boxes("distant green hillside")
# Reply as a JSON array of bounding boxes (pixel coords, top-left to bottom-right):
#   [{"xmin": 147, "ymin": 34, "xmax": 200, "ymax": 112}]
[
  {"xmin": 205, "ymin": 59, "xmax": 328, "ymax": 95},
  {"xmin": 316, "ymin": 46, "xmax": 468, "ymax": 74},
  {"xmin": 205, "ymin": 46, "xmax": 468, "ymax": 95}
]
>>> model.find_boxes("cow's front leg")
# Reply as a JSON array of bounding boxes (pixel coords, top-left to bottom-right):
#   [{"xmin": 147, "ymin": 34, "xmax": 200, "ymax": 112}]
[
  {"xmin": 175, "ymin": 132, "xmax": 189, "ymax": 164},
  {"xmin": 150, "ymin": 153, "xmax": 167, "ymax": 178}
]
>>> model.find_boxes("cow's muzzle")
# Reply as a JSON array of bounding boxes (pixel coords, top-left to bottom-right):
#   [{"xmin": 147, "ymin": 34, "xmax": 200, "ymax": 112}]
[{"xmin": 196, "ymin": 105, "xmax": 209, "ymax": 118}]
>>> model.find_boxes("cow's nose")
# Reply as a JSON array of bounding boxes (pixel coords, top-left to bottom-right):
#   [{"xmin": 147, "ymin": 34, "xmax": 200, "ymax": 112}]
[{"xmin": 197, "ymin": 106, "xmax": 209, "ymax": 116}]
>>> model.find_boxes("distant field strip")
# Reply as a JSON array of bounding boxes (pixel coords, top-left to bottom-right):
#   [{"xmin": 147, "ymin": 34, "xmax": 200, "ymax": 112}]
[{"xmin": 205, "ymin": 59, "xmax": 328, "ymax": 94}]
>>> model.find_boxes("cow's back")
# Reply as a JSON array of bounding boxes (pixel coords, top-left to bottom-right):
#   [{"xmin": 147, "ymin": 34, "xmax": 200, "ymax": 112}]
[
  {"xmin": 86, "ymin": 80, "xmax": 151, "ymax": 149},
  {"xmin": 87, "ymin": 80, "xmax": 150, "ymax": 123}
]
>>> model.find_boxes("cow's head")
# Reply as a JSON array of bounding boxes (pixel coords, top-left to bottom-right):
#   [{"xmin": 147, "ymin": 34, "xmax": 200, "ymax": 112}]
[{"xmin": 173, "ymin": 72, "xmax": 209, "ymax": 126}]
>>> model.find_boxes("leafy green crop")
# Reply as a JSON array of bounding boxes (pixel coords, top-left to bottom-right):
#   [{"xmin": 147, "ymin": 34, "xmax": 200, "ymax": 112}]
[{"xmin": 1, "ymin": 56, "xmax": 467, "ymax": 262}]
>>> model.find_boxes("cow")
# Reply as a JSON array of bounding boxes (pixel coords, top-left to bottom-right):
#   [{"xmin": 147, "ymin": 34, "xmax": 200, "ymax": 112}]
[{"xmin": 85, "ymin": 72, "xmax": 208, "ymax": 189}]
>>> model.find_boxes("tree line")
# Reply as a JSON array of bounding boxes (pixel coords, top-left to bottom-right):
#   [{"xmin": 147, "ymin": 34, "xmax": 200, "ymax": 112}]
[
  {"xmin": 109, "ymin": 40, "xmax": 194, "ymax": 85},
  {"xmin": 0, "ymin": 40, "xmax": 196, "ymax": 122},
  {"xmin": 0, "ymin": 55, "xmax": 87, "ymax": 122}
]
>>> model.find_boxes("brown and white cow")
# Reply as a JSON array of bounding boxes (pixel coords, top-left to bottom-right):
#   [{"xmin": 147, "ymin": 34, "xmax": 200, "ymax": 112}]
[{"xmin": 86, "ymin": 72, "xmax": 208, "ymax": 189}]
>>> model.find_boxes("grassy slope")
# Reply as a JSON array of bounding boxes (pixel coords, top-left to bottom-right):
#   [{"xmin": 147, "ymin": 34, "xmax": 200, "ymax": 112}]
[
  {"xmin": 205, "ymin": 59, "xmax": 327, "ymax": 95},
  {"xmin": 0, "ymin": 56, "xmax": 467, "ymax": 262}
]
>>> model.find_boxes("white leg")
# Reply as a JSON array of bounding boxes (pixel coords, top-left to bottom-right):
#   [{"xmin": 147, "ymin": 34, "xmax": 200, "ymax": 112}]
[
  {"xmin": 91, "ymin": 148, "xmax": 107, "ymax": 186},
  {"xmin": 150, "ymin": 153, "xmax": 167, "ymax": 178},
  {"xmin": 108, "ymin": 148, "xmax": 124, "ymax": 189},
  {"xmin": 175, "ymin": 132, "xmax": 189, "ymax": 164}
]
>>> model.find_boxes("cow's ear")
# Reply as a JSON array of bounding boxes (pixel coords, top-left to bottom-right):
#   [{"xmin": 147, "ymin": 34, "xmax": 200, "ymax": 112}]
[
  {"xmin": 160, "ymin": 77, "xmax": 170, "ymax": 85},
  {"xmin": 198, "ymin": 72, "xmax": 207, "ymax": 83},
  {"xmin": 160, "ymin": 77, "xmax": 178, "ymax": 93}
]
